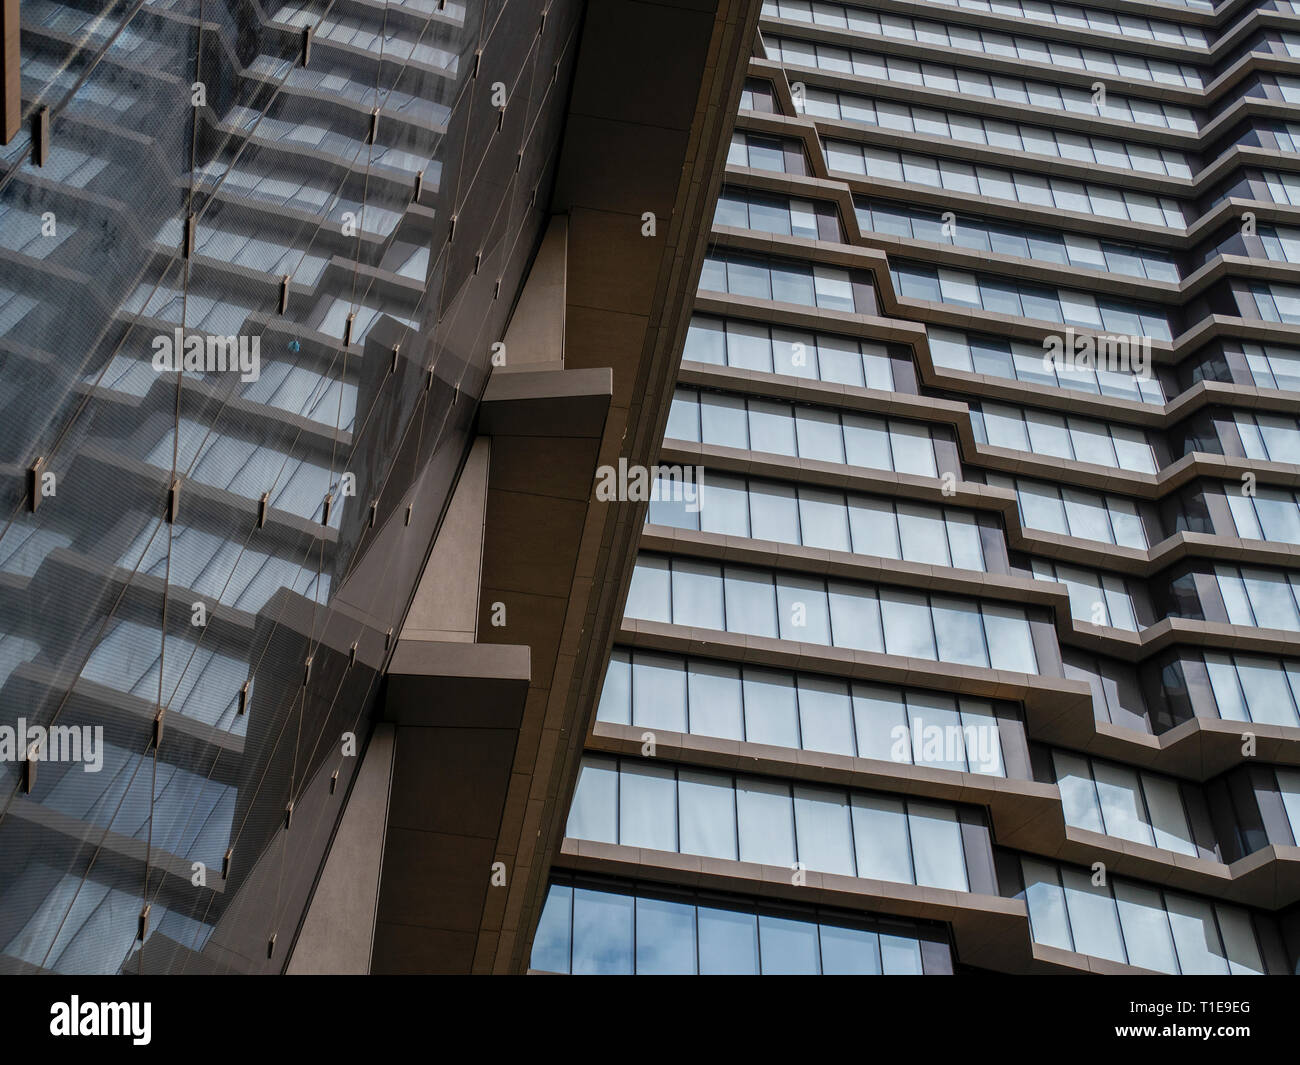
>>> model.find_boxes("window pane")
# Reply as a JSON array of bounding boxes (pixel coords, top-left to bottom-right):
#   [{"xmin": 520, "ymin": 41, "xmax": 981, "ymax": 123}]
[
  {"xmin": 1054, "ymin": 750, "xmax": 1104, "ymax": 833},
  {"xmin": 850, "ymin": 793, "xmax": 914, "ymax": 885},
  {"xmin": 597, "ymin": 651, "xmax": 632, "ymax": 725},
  {"xmin": 853, "ymin": 683, "xmax": 908, "ymax": 762},
  {"xmin": 625, "ymin": 556, "xmax": 671, "ymax": 622},
  {"xmin": 890, "ymin": 421, "xmax": 937, "ymax": 476},
  {"xmin": 1022, "ymin": 858, "xmax": 1073, "ymax": 951},
  {"xmin": 829, "ymin": 581, "xmax": 884, "ymax": 651},
  {"xmin": 906, "ymin": 690, "xmax": 965, "ymax": 772},
  {"xmin": 1166, "ymin": 894, "xmax": 1229, "ymax": 974},
  {"xmin": 880, "ymin": 933, "xmax": 925, "ymax": 974},
  {"xmin": 749, "ymin": 398, "xmax": 798, "ymax": 455},
  {"xmin": 1062, "ymin": 867, "xmax": 1126, "ymax": 963},
  {"xmin": 687, "ymin": 659, "xmax": 744, "ymax": 739},
  {"xmin": 819, "ymin": 923, "xmax": 882, "ymax": 974},
  {"xmin": 759, "ymin": 914, "xmax": 822, "ymax": 973},
  {"xmin": 567, "ymin": 757, "xmax": 619, "ymax": 843},
  {"xmin": 724, "ymin": 566, "xmax": 778, "ymax": 637},
  {"xmin": 636, "ymin": 896, "xmax": 697, "ymax": 974},
  {"xmin": 797, "ymin": 675, "xmax": 855, "ymax": 755},
  {"xmin": 1114, "ymin": 880, "xmax": 1179, "ymax": 973},
  {"xmin": 798, "ymin": 486, "xmax": 851, "ymax": 551},
  {"xmin": 744, "ymin": 668, "xmax": 801, "ymax": 747},
  {"xmin": 779, "ymin": 574, "xmax": 831, "ymax": 644},
  {"xmin": 698, "ymin": 906, "xmax": 759, "ymax": 974},
  {"xmin": 881, "ymin": 589, "xmax": 937, "ymax": 659},
  {"xmin": 842, "ymin": 413, "xmax": 893, "ymax": 471},
  {"xmin": 633, "ymin": 650, "xmax": 688, "ymax": 732},
  {"xmin": 737, "ymin": 776, "xmax": 796, "ymax": 866},
  {"xmin": 701, "ymin": 391, "xmax": 749, "ymax": 448},
  {"xmin": 982, "ymin": 602, "xmax": 1038, "ymax": 672},
  {"xmin": 1218, "ymin": 907, "xmax": 1266, "ymax": 975},
  {"xmin": 1093, "ymin": 761, "xmax": 1154, "ymax": 847},
  {"xmin": 1142, "ymin": 774, "xmax": 1196, "ymax": 856},
  {"xmin": 572, "ymin": 886, "xmax": 634, "ymax": 974},
  {"xmin": 932, "ymin": 596, "xmax": 989, "ymax": 667},
  {"xmin": 908, "ymin": 801, "xmax": 969, "ymax": 891},
  {"xmin": 619, "ymin": 761, "xmax": 677, "ymax": 852},
  {"xmin": 700, "ymin": 472, "xmax": 750, "ymax": 537},
  {"xmin": 793, "ymin": 785, "xmax": 856, "ymax": 875},
  {"xmin": 531, "ymin": 884, "xmax": 573, "ymax": 973},
  {"xmin": 897, "ymin": 503, "xmax": 950, "ymax": 565},
  {"xmin": 679, "ymin": 768, "xmax": 738, "ymax": 860},
  {"xmin": 750, "ymin": 481, "xmax": 801, "ymax": 544},
  {"xmin": 848, "ymin": 497, "xmax": 900, "ymax": 559}
]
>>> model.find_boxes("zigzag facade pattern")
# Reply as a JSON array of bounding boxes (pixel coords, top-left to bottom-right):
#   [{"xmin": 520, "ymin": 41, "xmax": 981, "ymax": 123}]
[{"xmin": 550, "ymin": 0, "xmax": 1300, "ymax": 975}]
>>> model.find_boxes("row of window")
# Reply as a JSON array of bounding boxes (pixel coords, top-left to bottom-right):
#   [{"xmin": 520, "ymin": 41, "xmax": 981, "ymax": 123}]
[
  {"xmin": 139, "ymin": 418, "xmax": 343, "ymax": 529},
  {"xmin": 683, "ymin": 314, "xmax": 897, "ymax": 390},
  {"xmin": 986, "ymin": 473, "xmax": 1149, "ymax": 549},
  {"xmin": 1242, "ymin": 341, "xmax": 1300, "ymax": 392},
  {"xmin": 765, "ymin": 2, "xmax": 1206, "ymax": 86},
  {"xmin": 858, "ymin": 199, "xmax": 1180, "ymax": 282},
  {"xmin": 801, "ymin": 87, "xmax": 1193, "ymax": 179},
  {"xmin": 1257, "ymin": 224, "xmax": 1300, "ymax": 266},
  {"xmin": 199, "ymin": 161, "xmax": 404, "ymax": 238},
  {"xmin": 123, "ymin": 518, "xmax": 331, "ymax": 616},
  {"xmin": 1234, "ymin": 410, "xmax": 1300, "ymax": 464},
  {"xmin": 825, "ymin": 140, "xmax": 1187, "ymax": 228},
  {"xmin": 888, "ymin": 0, "xmax": 1210, "ymax": 41},
  {"xmin": 1250, "ymin": 282, "xmax": 1300, "ymax": 325},
  {"xmin": 625, "ymin": 554, "xmax": 1042, "ymax": 673},
  {"xmin": 767, "ymin": 36, "xmax": 1197, "ymax": 131},
  {"xmin": 0, "ymin": 205, "xmax": 74, "ymax": 259},
  {"xmin": 972, "ymin": 399, "xmax": 1159, "ymax": 474},
  {"xmin": 665, "ymin": 387, "xmax": 941, "ymax": 477},
  {"xmin": 761, "ymin": 0, "xmax": 1209, "ymax": 45},
  {"xmin": 715, "ymin": 188, "xmax": 830, "ymax": 241},
  {"xmin": 568, "ymin": 756, "xmax": 977, "ymax": 891},
  {"xmin": 80, "ymin": 620, "xmax": 250, "ymax": 733},
  {"xmin": 1203, "ymin": 650, "xmax": 1300, "ymax": 729},
  {"xmin": 1276, "ymin": 768, "xmax": 1300, "ymax": 844},
  {"xmin": 699, "ymin": 251, "xmax": 864, "ymax": 312},
  {"xmin": 1216, "ymin": 564, "xmax": 1300, "ymax": 634},
  {"xmin": 728, "ymin": 131, "xmax": 801, "ymax": 174},
  {"xmin": 598, "ymin": 648, "xmax": 1009, "ymax": 774},
  {"xmin": 1053, "ymin": 750, "xmax": 1197, "ymax": 856},
  {"xmin": 156, "ymin": 217, "xmax": 329, "ymax": 286},
  {"xmin": 1267, "ymin": 122, "xmax": 1300, "ymax": 154},
  {"xmin": 530, "ymin": 878, "xmax": 947, "ymax": 974},
  {"xmin": 97, "ymin": 338, "xmax": 360, "ymax": 433},
  {"xmin": 1255, "ymin": 169, "xmax": 1300, "ymax": 208},
  {"xmin": 1226, "ymin": 484, "xmax": 1300, "ymax": 546},
  {"xmin": 892, "ymin": 262, "xmax": 1174, "ymax": 340},
  {"xmin": 228, "ymin": 107, "xmax": 432, "ymax": 179},
  {"xmin": 928, "ymin": 326, "xmax": 1166, "ymax": 404},
  {"xmin": 245, "ymin": 52, "xmax": 451, "ymax": 131},
  {"xmin": 275, "ymin": 5, "xmax": 460, "ymax": 72},
  {"xmin": 1021, "ymin": 858, "xmax": 1269, "ymax": 973},
  {"xmin": 648, "ymin": 468, "xmax": 987, "ymax": 572},
  {"xmin": 1031, "ymin": 559, "xmax": 1139, "ymax": 631}
]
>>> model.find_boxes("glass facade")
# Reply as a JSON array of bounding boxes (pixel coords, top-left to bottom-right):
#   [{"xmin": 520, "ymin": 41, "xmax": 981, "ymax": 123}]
[
  {"xmin": 532, "ymin": 875, "xmax": 953, "ymax": 974},
  {"xmin": 0, "ymin": 0, "xmax": 583, "ymax": 973}
]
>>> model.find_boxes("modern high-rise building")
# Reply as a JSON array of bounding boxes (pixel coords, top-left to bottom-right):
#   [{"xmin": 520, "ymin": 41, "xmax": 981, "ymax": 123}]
[
  {"xmin": 0, "ymin": 0, "xmax": 754, "ymax": 974},
  {"xmin": 2, "ymin": 0, "xmax": 1300, "ymax": 980},
  {"xmin": 530, "ymin": 0, "xmax": 1300, "ymax": 975}
]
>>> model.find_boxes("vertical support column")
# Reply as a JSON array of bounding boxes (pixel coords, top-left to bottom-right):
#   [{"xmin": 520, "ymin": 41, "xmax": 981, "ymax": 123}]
[{"xmin": 1, "ymin": 0, "xmax": 18, "ymax": 144}]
